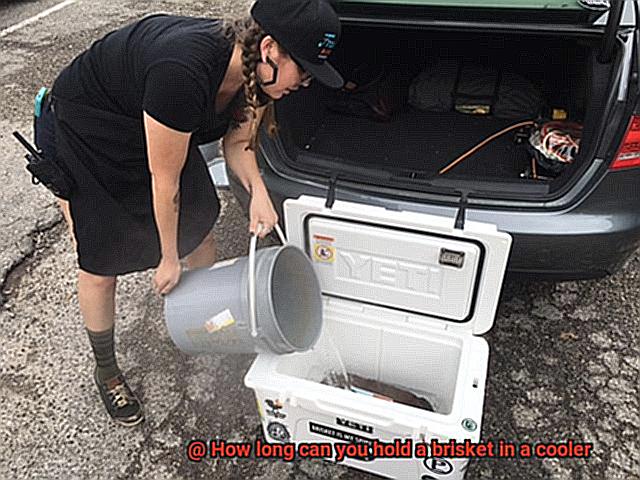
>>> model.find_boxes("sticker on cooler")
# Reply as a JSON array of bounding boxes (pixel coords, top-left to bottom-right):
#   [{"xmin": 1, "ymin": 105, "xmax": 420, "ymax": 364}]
[
  {"xmin": 313, "ymin": 234, "xmax": 336, "ymax": 263},
  {"xmin": 265, "ymin": 398, "xmax": 287, "ymax": 419}
]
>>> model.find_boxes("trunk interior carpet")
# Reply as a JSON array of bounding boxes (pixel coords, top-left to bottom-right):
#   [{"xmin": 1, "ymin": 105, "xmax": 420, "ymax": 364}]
[{"xmin": 298, "ymin": 109, "xmax": 534, "ymax": 179}]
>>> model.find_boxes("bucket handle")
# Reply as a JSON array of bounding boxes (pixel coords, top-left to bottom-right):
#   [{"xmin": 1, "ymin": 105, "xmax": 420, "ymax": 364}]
[{"xmin": 248, "ymin": 223, "xmax": 287, "ymax": 338}]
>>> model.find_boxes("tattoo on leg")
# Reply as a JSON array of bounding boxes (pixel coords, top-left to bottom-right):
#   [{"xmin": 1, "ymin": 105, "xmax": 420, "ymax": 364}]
[{"xmin": 173, "ymin": 190, "xmax": 180, "ymax": 213}]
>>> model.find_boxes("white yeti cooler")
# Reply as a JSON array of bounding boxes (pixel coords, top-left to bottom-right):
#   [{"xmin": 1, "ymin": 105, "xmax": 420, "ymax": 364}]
[{"xmin": 244, "ymin": 195, "xmax": 512, "ymax": 479}]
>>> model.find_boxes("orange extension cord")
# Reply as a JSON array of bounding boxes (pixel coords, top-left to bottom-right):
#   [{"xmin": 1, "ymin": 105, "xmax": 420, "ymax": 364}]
[{"xmin": 438, "ymin": 120, "xmax": 535, "ymax": 175}]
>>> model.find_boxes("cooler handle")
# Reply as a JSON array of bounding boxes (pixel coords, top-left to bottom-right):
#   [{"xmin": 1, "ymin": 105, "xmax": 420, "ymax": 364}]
[{"xmin": 248, "ymin": 224, "xmax": 287, "ymax": 338}]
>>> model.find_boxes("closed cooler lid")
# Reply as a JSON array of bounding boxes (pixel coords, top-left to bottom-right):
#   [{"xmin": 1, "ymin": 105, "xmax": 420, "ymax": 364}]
[{"xmin": 284, "ymin": 195, "xmax": 512, "ymax": 335}]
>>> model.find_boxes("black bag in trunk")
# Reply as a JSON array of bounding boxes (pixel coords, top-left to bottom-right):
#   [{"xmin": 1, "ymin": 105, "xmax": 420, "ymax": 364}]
[
  {"xmin": 452, "ymin": 62, "xmax": 502, "ymax": 115},
  {"xmin": 409, "ymin": 59, "xmax": 545, "ymax": 120}
]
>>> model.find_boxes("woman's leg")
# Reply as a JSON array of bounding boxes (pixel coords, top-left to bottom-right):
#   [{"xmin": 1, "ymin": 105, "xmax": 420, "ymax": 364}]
[
  {"xmin": 59, "ymin": 199, "xmax": 142, "ymax": 425},
  {"xmin": 182, "ymin": 229, "xmax": 218, "ymax": 270},
  {"xmin": 60, "ymin": 199, "xmax": 116, "ymax": 332},
  {"xmin": 58, "ymin": 199, "xmax": 77, "ymax": 251},
  {"xmin": 59, "ymin": 199, "xmax": 116, "ymax": 340},
  {"xmin": 64, "ymin": 191, "xmax": 119, "ymax": 380},
  {"xmin": 78, "ymin": 270, "xmax": 119, "ymax": 380},
  {"xmin": 78, "ymin": 272, "xmax": 116, "ymax": 332}
]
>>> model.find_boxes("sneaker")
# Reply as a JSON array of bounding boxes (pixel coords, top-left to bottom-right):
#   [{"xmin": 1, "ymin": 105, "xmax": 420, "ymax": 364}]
[{"xmin": 93, "ymin": 367, "xmax": 144, "ymax": 427}]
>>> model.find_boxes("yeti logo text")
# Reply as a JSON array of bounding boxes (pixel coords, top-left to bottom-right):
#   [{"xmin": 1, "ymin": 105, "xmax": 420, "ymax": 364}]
[
  {"xmin": 338, "ymin": 252, "xmax": 442, "ymax": 294},
  {"xmin": 336, "ymin": 417, "xmax": 374, "ymax": 434}
]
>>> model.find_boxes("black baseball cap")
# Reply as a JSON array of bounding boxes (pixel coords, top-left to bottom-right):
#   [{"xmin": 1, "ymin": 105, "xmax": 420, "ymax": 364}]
[{"xmin": 250, "ymin": 0, "xmax": 344, "ymax": 89}]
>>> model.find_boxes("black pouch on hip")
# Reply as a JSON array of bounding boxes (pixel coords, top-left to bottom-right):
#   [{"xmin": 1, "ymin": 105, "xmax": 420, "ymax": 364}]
[{"xmin": 13, "ymin": 88, "xmax": 75, "ymax": 200}]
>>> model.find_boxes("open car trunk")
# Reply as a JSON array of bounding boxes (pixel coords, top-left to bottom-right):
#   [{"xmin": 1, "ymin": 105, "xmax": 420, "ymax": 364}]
[{"xmin": 273, "ymin": 24, "xmax": 625, "ymax": 199}]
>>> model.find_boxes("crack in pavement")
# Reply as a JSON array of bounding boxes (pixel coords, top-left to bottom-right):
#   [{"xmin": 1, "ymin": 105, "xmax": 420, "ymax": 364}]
[{"xmin": 0, "ymin": 210, "xmax": 63, "ymax": 306}]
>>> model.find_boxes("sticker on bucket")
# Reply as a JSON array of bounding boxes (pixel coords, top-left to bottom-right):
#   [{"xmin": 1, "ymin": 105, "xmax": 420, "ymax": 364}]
[
  {"xmin": 205, "ymin": 309, "xmax": 236, "ymax": 333},
  {"xmin": 185, "ymin": 323, "xmax": 244, "ymax": 350},
  {"xmin": 209, "ymin": 258, "xmax": 240, "ymax": 270},
  {"xmin": 181, "ymin": 308, "xmax": 244, "ymax": 352}
]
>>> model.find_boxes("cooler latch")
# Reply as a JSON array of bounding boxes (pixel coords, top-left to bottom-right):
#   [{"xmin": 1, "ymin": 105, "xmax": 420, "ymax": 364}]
[
  {"xmin": 454, "ymin": 190, "xmax": 471, "ymax": 230},
  {"xmin": 325, "ymin": 173, "xmax": 339, "ymax": 209}
]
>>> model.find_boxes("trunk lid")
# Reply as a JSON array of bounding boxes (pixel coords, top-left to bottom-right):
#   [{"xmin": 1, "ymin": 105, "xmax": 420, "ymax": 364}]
[
  {"xmin": 334, "ymin": 0, "xmax": 629, "ymax": 23},
  {"xmin": 334, "ymin": 0, "xmax": 631, "ymax": 62}
]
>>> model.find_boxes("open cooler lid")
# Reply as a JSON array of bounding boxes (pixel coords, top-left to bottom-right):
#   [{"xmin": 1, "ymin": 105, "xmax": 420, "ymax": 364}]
[{"xmin": 284, "ymin": 195, "xmax": 512, "ymax": 335}]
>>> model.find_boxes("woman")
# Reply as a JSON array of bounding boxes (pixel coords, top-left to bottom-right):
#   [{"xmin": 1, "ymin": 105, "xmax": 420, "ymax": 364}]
[{"xmin": 43, "ymin": 0, "xmax": 343, "ymax": 426}]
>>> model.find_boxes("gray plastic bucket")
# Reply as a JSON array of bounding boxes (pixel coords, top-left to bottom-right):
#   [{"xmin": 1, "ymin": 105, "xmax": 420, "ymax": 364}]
[{"xmin": 164, "ymin": 225, "xmax": 323, "ymax": 355}]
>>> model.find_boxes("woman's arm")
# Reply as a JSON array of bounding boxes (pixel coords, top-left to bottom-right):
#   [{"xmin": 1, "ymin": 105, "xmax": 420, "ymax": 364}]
[
  {"xmin": 222, "ymin": 108, "xmax": 278, "ymax": 238},
  {"xmin": 143, "ymin": 111, "xmax": 191, "ymax": 294}
]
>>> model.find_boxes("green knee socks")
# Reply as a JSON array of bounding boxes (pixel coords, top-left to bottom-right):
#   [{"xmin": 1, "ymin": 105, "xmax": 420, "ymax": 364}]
[{"xmin": 86, "ymin": 326, "xmax": 122, "ymax": 382}]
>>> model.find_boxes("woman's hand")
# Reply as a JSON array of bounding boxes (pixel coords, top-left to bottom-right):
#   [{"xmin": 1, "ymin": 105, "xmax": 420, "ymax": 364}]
[
  {"xmin": 249, "ymin": 184, "xmax": 279, "ymax": 239},
  {"xmin": 154, "ymin": 256, "xmax": 182, "ymax": 296}
]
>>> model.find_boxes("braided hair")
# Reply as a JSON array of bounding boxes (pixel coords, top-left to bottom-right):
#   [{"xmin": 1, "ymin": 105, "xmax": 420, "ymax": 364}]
[{"xmin": 223, "ymin": 17, "xmax": 279, "ymax": 151}]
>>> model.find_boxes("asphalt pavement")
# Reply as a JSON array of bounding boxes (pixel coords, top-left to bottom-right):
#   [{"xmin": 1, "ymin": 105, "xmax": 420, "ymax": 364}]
[{"xmin": 0, "ymin": 1, "xmax": 638, "ymax": 479}]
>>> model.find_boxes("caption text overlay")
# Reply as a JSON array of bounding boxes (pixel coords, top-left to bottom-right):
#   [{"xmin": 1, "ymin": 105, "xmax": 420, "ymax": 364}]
[{"xmin": 186, "ymin": 439, "xmax": 593, "ymax": 463}]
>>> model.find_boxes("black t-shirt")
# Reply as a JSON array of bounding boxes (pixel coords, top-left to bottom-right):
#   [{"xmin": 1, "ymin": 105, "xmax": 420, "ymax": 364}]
[{"xmin": 52, "ymin": 14, "xmax": 238, "ymax": 138}]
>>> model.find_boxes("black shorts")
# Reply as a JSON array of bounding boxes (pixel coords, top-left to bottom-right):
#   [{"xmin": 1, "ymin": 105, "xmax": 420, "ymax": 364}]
[{"xmin": 45, "ymin": 96, "xmax": 220, "ymax": 276}]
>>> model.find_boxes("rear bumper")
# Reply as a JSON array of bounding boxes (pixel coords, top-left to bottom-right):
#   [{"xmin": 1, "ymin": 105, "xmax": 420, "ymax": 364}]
[
  {"xmin": 506, "ymin": 230, "xmax": 640, "ymax": 280},
  {"xmin": 226, "ymin": 161, "xmax": 640, "ymax": 281},
  {"xmin": 506, "ymin": 169, "xmax": 640, "ymax": 279}
]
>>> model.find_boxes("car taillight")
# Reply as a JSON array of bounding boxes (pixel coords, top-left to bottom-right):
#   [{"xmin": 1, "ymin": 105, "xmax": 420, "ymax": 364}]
[{"xmin": 611, "ymin": 115, "xmax": 640, "ymax": 170}]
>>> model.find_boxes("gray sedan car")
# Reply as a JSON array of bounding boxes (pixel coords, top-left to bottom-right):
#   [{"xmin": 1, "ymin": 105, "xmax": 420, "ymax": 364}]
[{"xmin": 212, "ymin": 0, "xmax": 640, "ymax": 280}]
